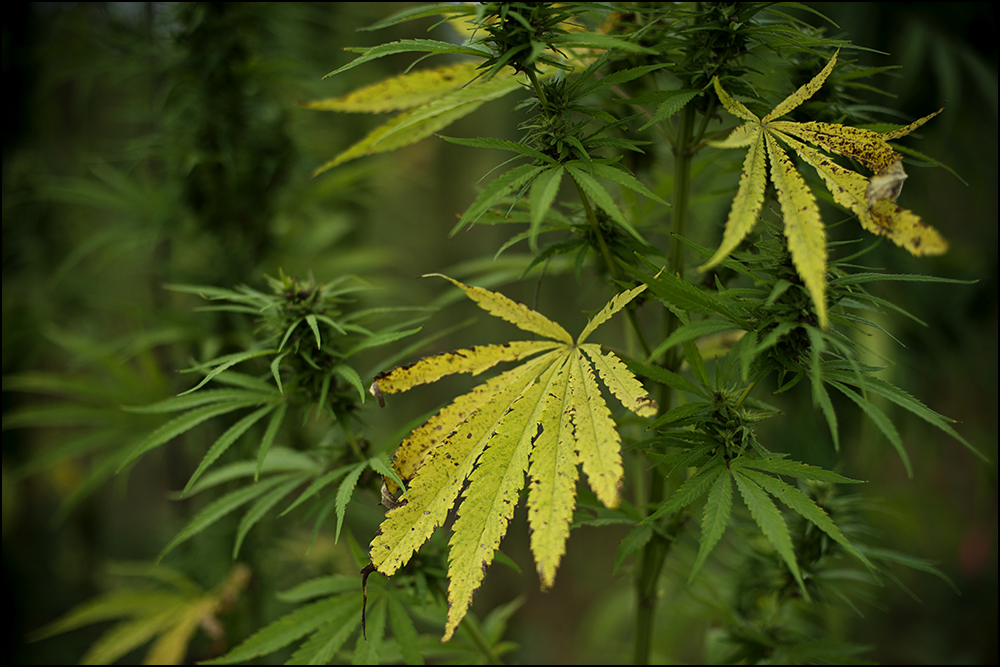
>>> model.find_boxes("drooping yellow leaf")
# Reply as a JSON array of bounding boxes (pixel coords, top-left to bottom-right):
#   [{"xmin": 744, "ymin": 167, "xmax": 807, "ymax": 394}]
[
  {"xmin": 142, "ymin": 603, "xmax": 209, "ymax": 665},
  {"xmin": 870, "ymin": 199, "xmax": 948, "ymax": 255},
  {"xmin": 765, "ymin": 133, "xmax": 828, "ymax": 328},
  {"xmin": 700, "ymin": 127, "xmax": 768, "ymax": 271},
  {"xmin": 367, "ymin": 278, "xmax": 657, "ymax": 639},
  {"xmin": 772, "ymin": 129, "xmax": 948, "ymax": 256},
  {"xmin": 443, "ymin": 360, "xmax": 562, "ymax": 640},
  {"xmin": 426, "ymin": 274, "xmax": 574, "ymax": 344},
  {"xmin": 304, "ymin": 62, "xmax": 483, "ymax": 113}
]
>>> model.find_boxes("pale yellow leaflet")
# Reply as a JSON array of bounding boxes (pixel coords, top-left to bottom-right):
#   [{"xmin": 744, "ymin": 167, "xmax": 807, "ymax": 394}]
[
  {"xmin": 870, "ymin": 199, "xmax": 948, "ymax": 255},
  {"xmin": 700, "ymin": 127, "xmax": 767, "ymax": 271},
  {"xmin": 577, "ymin": 284, "xmax": 647, "ymax": 344},
  {"xmin": 526, "ymin": 356, "xmax": 578, "ymax": 588},
  {"xmin": 580, "ymin": 344, "xmax": 657, "ymax": 417},
  {"xmin": 765, "ymin": 133, "xmax": 828, "ymax": 328},
  {"xmin": 382, "ymin": 352, "xmax": 556, "ymax": 498},
  {"xmin": 881, "ymin": 108, "xmax": 943, "ymax": 140},
  {"xmin": 762, "ymin": 49, "xmax": 839, "ymax": 123},
  {"xmin": 426, "ymin": 274, "xmax": 574, "ymax": 344},
  {"xmin": 712, "ymin": 75, "xmax": 760, "ymax": 123},
  {"xmin": 770, "ymin": 129, "xmax": 875, "ymax": 231},
  {"xmin": 709, "ymin": 122, "xmax": 758, "ymax": 149},
  {"xmin": 304, "ymin": 62, "xmax": 484, "ymax": 113},
  {"xmin": 371, "ymin": 340, "xmax": 561, "ymax": 396},
  {"xmin": 568, "ymin": 350, "xmax": 623, "ymax": 508}
]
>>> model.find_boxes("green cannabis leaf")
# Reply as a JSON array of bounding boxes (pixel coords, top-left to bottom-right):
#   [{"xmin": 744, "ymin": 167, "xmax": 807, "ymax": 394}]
[
  {"xmin": 702, "ymin": 49, "xmax": 947, "ymax": 329},
  {"xmin": 368, "ymin": 275, "xmax": 656, "ymax": 640}
]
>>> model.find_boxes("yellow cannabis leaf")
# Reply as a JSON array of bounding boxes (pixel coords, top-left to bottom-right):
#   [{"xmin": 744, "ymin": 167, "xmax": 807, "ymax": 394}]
[
  {"xmin": 702, "ymin": 49, "xmax": 947, "ymax": 328},
  {"xmin": 368, "ymin": 275, "xmax": 656, "ymax": 641}
]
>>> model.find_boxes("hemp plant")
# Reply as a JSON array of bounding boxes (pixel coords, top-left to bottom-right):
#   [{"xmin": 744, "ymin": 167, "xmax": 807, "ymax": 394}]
[
  {"xmin": 17, "ymin": 3, "xmax": 985, "ymax": 665},
  {"xmin": 291, "ymin": 3, "xmax": 978, "ymax": 663}
]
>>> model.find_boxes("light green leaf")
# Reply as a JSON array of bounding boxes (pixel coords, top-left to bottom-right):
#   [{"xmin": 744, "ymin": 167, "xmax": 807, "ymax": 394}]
[
  {"xmin": 644, "ymin": 462, "xmax": 724, "ymax": 523},
  {"xmin": 232, "ymin": 475, "xmax": 306, "ymax": 560},
  {"xmin": 736, "ymin": 457, "xmax": 862, "ymax": 484},
  {"xmin": 691, "ymin": 469, "xmax": 734, "ymax": 580},
  {"xmin": 321, "ymin": 40, "xmax": 490, "ymax": 79},
  {"xmin": 256, "ymin": 402, "xmax": 288, "ymax": 481},
  {"xmin": 288, "ymin": 598, "xmax": 361, "ymax": 665},
  {"xmin": 829, "ymin": 380, "xmax": 911, "ymax": 476},
  {"xmin": 529, "ymin": 166, "xmax": 565, "ymax": 249},
  {"xmin": 549, "ymin": 31, "xmax": 656, "ymax": 54},
  {"xmin": 639, "ymin": 89, "xmax": 700, "ymax": 131},
  {"xmin": 736, "ymin": 466, "xmax": 872, "ymax": 569},
  {"xmin": 647, "ymin": 319, "xmax": 739, "ymax": 364},
  {"xmin": 158, "ymin": 476, "xmax": 289, "ymax": 563},
  {"xmin": 277, "ymin": 576, "xmax": 360, "ymax": 604},
  {"xmin": 440, "ymin": 135, "xmax": 554, "ymax": 164},
  {"xmin": 452, "ymin": 163, "xmax": 545, "ymax": 234},
  {"xmin": 732, "ymin": 470, "xmax": 807, "ymax": 597},
  {"xmin": 117, "ymin": 401, "xmax": 260, "ymax": 472},
  {"xmin": 204, "ymin": 595, "xmax": 355, "ymax": 665},
  {"xmin": 183, "ymin": 405, "xmax": 275, "ymax": 496},
  {"xmin": 334, "ymin": 462, "xmax": 368, "ymax": 543},
  {"xmin": 387, "ymin": 594, "xmax": 423, "ymax": 666},
  {"xmin": 566, "ymin": 165, "xmax": 647, "ymax": 244},
  {"xmin": 589, "ymin": 162, "xmax": 669, "ymax": 207},
  {"xmin": 121, "ymin": 389, "xmax": 272, "ymax": 415}
]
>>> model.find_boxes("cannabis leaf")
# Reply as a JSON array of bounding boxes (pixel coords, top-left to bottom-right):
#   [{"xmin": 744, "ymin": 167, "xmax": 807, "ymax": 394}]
[
  {"xmin": 368, "ymin": 275, "xmax": 657, "ymax": 640},
  {"xmin": 30, "ymin": 563, "xmax": 250, "ymax": 665},
  {"xmin": 702, "ymin": 49, "xmax": 947, "ymax": 329}
]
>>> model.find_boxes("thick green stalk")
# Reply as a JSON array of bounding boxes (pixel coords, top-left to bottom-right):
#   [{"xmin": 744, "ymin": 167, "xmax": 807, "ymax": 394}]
[{"xmin": 633, "ymin": 103, "xmax": 697, "ymax": 665}]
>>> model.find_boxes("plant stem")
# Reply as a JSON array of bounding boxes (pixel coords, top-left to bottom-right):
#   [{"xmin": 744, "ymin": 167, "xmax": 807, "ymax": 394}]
[{"xmin": 633, "ymin": 103, "xmax": 697, "ymax": 665}]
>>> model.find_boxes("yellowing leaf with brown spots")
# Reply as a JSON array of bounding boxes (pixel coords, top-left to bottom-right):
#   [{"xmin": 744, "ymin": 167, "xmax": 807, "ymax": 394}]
[
  {"xmin": 704, "ymin": 49, "xmax": 948, "ymax": 328},
  {"xmin": 367, "ymin": 276, "xmax": 656, "ymax": 641}
]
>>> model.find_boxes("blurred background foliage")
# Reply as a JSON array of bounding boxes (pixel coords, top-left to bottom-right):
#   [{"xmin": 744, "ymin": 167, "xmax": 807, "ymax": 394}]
[{"xmin": 2, "ymin": 2, "xmax": 995, "ymax": 664}]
